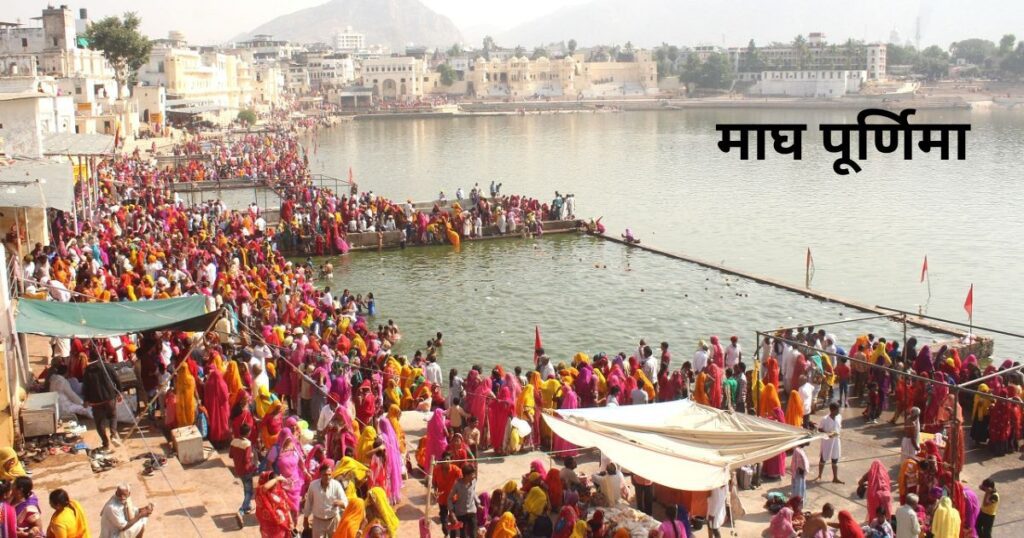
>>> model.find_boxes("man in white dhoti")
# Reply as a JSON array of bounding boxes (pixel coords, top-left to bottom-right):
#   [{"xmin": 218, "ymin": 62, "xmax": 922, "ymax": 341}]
[
  {"xmin": 100, "ymin": 483, "xmax": 152, "ymax": 538},
  {"xmin": 816, "ymin": 402, "xmax": 844, "ymax": 484}
]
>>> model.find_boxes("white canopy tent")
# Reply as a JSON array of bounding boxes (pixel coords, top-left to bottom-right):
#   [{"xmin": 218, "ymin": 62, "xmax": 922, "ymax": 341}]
[{"xmin": 543, "ymin": 399, "xmax": 825, "ymax": 491}]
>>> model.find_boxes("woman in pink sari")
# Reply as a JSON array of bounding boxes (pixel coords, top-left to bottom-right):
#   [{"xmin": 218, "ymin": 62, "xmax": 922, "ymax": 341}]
[
  {"xmin": 464, "ymin": 370, "xmax": 489, "ymax": 445},
  {"xmin": 377, "ymin": 415, "xmax": 404, "ymax": 504},
  {"xmin": 552, "ymin": 386, "xmax": 580, "ymax": 456},
  {"xmin": 707, "ymin": 363, "xmax": 724, "ymax": 409},
  {"xmin": 203, "ymin": 366, "xmax": 231, "ymax": 448},
  {"xmin": 267, "ymin": 427, "xmax": 307, "ymax": 516},
  {"xmin": 426, "ymin": 408, "xmax": 449, "ymax": 467},
  {"xmin": 488, "ymin": 386, "xmax": 516, "ymax": 455}
]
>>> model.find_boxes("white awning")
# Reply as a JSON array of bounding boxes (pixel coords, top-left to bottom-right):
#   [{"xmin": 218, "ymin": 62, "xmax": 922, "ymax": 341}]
[{"xmin": 543, "ymin": 399, "xmax": 824, "ymax": 491}]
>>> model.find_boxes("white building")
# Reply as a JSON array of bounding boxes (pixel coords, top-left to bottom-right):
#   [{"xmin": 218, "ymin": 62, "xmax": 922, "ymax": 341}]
[
  {"xmin": 234, "ymin": 34, "xmax": 301, "ymax": 63},
  {"xmin": 728, "ymin": 33, "xmax": 887, "ymax": 81},
  {"xmin": 360, "ymin": 56, "xmax": 428, "ymax": 101},
  {"xmin": 138, "ymin": 39, "xmax": 254, "ymax": 125},
  {"xmin": 306, "ymin": 52, "xmax": 355, "ymax": 90},
  {"xmin": 743, "ymin": 69, "xmax": 866, "ymax": 97},
  {"xmin": 0, "ymin": 77, "xmax": 74, "ymax": 158},
  {"xmin": 334, "ymin": 27, "xmax": 365, "ymax": 52},
  {"xmin": 0, "ymin": 6, "xmax": 113, "ymax": 80}
]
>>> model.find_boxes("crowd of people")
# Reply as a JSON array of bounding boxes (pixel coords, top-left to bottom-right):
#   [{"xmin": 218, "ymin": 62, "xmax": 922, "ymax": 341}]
[{"xmin": 3, "ymin": 124, "xmax": 1020, "ymax": 538}]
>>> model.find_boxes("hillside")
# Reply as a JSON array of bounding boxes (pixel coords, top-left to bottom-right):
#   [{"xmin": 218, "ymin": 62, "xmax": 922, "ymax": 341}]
[
  {"xmin": 495, "ymin": 0, "xmax": 1023, "ymax": 49},
  {"xmin": 233, "ymin": 0, "xmax": 463, "ymax": 49}
]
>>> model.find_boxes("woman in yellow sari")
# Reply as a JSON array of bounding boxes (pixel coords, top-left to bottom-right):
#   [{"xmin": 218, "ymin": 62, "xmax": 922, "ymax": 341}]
[
  {"xmin": 254, "ymin": 385, "xmax": 275, "ymax": 419},
  {"xmin": 332, "ymin": 496, "xmax": 364, "ymax": 538},
  {"xmin": 634, "ymin": 370, "xmax": 655, "ymax": 401},
  {"xmin": 366, "ymin": 487, "xmax": 398, "ymax": 537},
  {"xmin": 0, "ymin": 447, "xmax": 26, "ymax": 480},
  {"xmin": 492, "ymin": 512, "xmax": 519, "ymax": 538},
  {"xmin": 46, "ymin": 489, "xmax": 89, "ymax": 538},
  {"xmin": 175, "ymin": 364, "xmax": 197, "ymax": 428},
  {"xmin": 523, "ymin": 486, "xmax": 549, "ymax": 525},
  {"xmin": 387, "ymin": 405, "xmax": 406, "ymax": 455},
  {"xmin": 224, "ymin": 361, "xmax": 243, "ymax": 404},
  {"xmin": 355, "ymin": 425, "xmax": 377, "ymax": 465}
]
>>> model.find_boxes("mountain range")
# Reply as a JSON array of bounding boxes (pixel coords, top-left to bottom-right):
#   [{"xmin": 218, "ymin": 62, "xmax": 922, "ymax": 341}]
[
  {"xmin": 235, "ymin": 0, "xmax": 1023, "ymax": 52},
  {"xmin": 232, "ymin": 0, "xmax": 463, "ymax": 50}
]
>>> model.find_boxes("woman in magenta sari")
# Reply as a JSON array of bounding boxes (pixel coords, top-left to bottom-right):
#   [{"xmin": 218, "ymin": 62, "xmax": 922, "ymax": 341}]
[
  {"xmin": 488, "ymin": 386, "xmax": 516, "ymax": 455},
  {"xmin": 574, "ymin": 365, "xmax": 597, "ymax": 408},
  {"xmin": 266, "ymin": 427, "xmax": 307, "ymax": 517},
  {"xmin": 426, "ymin": 408, "xmax": 449, "ymax": 467},
  {"xmin": 504, "ymin": 372, "xmax": 523, "ymax": 405},
  {"xmin": 762, "ymin": 408, "xmax": 788, "ymax": 479},
  {"xmin": 377, "ymin": 415, "xmax": 404, "ymax": 505},
  {"xmin": 552, "ymin": 386, "xmax": 580, "ymax": 457},
  {"xmin": 707, "ymin": 363, "xmax": 724, "ymax": 409},
  {"xmin": 204, "ymin": 366, "xmax": 231, "ymax": 448}
]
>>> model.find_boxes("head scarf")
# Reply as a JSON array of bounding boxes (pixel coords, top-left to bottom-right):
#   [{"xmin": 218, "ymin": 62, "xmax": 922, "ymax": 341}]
[
  {"xmin": 492, "ymin": 512, "xmax": 518, "ymax": 538},
  {"xmin": 523, "ymin": 486, "xmax": 549, "ymax": 518},
  {"xmin": 930, "ymin": 496, "xmax": 961, "ymax": 538},
  {"xmin": 368, "ymin": 486, "xmax": 398, "ymax": 537},
  {"xmin": 426, "ymin": 408, "xmax": 448, "ymax": 466},
  {"xmin": 769, "ymin": 507, "xmax": 796, "ymax": 538},
  {"xmin": 355, "ymin": 425, "xmax": 377, "ymax": 465},
  {"xmin": 334, "ymin": 496, "xmax": 365, "ymax": 538},
  {"xmin": 865, "ymin": 459, "xmax": 892, "ymax": 521},
  {"xmin": 837, "ymin": 510, "xmax": 864, "ymax": 538},
  {"xmin": 759, "ymin": 383, "xmax": 782, "ymax": 418},
  {"xmin": 0, "ymin": 447, "xmax": 26, "ymax": 480},
  {"xmin": 552, "ymin": 505, "xmax": 578, "ymax": 538}
]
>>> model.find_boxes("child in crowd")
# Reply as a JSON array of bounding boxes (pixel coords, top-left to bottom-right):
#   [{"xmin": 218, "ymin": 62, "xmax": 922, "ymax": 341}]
[{"xmin": 835, "ymin": 356, "xmax": 851, "ymax": 408}]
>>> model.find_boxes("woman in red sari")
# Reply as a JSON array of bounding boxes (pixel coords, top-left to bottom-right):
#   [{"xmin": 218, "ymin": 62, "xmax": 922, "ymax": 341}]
[
  {"xmin": 255, "ymin": 472, "xmax": 293, "ymax": 538},
  {"xmin": 546, "ymin": 468, "xmax": 565, "ymax": 511},
  {"xmin": 204, "ymin": 365, "xmax": 231, "ymax": 448},
  {"xmin": 764, "ymin": 355, "xmax": 781, "ymax": 389},
  {"xmin": 706, "ymin": 363, "xmax": 724, "ymax": 409},
  {"xmin": 488, "ymin": 386, "xmax": 515, "ymax": 455},
  {"xmin": 862, "ymin": 460, "xmax": 892, "ymax": 522},
  {"xmin": 355, "ymin": 380, "xmax": 376, "ymax": 427},
  {"xmin": 230, "ymin": 390, "xmax": 256, "ymax": 446}
]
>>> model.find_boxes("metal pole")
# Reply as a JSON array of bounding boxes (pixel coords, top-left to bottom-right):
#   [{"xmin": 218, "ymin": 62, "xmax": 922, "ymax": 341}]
[
  {"xmin": 902, "ymin": 313, "xmax": 908, "ymax": 361},
  {"xmin": 958, "ymin": 362, "xmax": 1024, "ymax": 388},
  {"xmin": 877, "ymin": 306, "xmax": 1024, "ymax": 341}
]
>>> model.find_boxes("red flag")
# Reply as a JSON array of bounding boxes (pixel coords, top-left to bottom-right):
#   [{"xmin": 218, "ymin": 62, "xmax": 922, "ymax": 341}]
[
  {"xmin": 964, "ymin": 284, "xmax": 974, "ymax": 320},
  {"xmin": 920, "ymin": 256, "xmax": 928, "ymax": 283},
  {"xmin": 534, "ymin": 325, "xmax": 543, "ymax": 366},
  {"xmin": 348, "ymin": 166, "xmax": 353, "ymax": 182}
]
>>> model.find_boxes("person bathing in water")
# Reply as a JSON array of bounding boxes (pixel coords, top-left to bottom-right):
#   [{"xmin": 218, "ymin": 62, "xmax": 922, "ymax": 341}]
[{"xmin": 622, "ymin": 228, "xmax": 640, "ymax": 244}]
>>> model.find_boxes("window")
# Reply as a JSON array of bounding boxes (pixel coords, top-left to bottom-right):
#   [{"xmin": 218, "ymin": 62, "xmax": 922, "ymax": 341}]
[
  {"xmin": 21, "ymin": 38, "xmax": 28, "ymax": 47},
  {"xmin": 75, "ymin": 86, "xmax": 82, "ymax": 94}
]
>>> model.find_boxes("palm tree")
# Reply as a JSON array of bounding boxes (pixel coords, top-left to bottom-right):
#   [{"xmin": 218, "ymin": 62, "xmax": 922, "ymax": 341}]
[{"xmin": 793, "ymin": 34, "xmax": 809, "ymax": 69}]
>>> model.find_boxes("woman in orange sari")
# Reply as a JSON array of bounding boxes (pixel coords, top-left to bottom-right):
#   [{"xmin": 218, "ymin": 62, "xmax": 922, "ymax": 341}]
[
  {"xmin": 175, "ymin": 363, "xmax": 197, "ymax": 428},
  {"xmin": 785, "ymin": 390, "xmax": 805, "ymax": 427}
]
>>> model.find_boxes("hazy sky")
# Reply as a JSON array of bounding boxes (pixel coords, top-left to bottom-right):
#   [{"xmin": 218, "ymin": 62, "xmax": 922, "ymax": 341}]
[
  {"xmin": 10, "ymin": 0, "xmax": 586, "ymax": 44},
  {"xmin": 8, "ymin": 0, "xmax": 1021, "ymax": 46}
]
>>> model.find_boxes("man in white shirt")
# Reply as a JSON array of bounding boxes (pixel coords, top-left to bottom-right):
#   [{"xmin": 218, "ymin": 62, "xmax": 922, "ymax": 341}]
[
  {"xmin": 48, "ymin": 278, "xmax": 71, "ymax": 302},
  {"xmin": 724, "ymin": 336, "xmax": 742, "ymax": 370},
  {"xmin": 424, "ymin": 356, "xmax": 443, "ymax": 388},
  {"xmin": 591, "ymin": 463, "xmax": 626, "ymax": 507},
  {"xmin": 100, "ymin": 483, "xmax": 152, "ymax": 538},
  {"xmin": 894, "ymin": 494, "xmax": 922, "ymax": 538},
  {"xmin": 303, "ymin": 464, "xmax": 347, "ymax": 538},
  {"xmin": 631, "ymin": 386, "xmax": 649, "ymax": 405},
  {"xmin": 538, "ymin": 356, "xmax": 555, "ymax": 381},
  {"xmin": 641, "ymin": 346, "xmax": 658, "ymax": 383},
  {"xmin": 693, "ymin": 341, "xmax": 710, "ymax": 373},
  {"xmin": 816, "ymin": 402, "xmax": 844, "ymax": 484},
  {"xmin": 797, "ymin": 376, "xmax": 815, "ymax": 428},
  {"xmin": 707, "ymin": 484, "xmax": 727, "ymax": 538}
]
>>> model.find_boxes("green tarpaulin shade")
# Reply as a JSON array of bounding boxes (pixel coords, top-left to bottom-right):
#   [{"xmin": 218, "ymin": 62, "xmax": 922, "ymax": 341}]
[{"xmin": 15, "ymin": 296, "xmax": 218, "ymax": 338}]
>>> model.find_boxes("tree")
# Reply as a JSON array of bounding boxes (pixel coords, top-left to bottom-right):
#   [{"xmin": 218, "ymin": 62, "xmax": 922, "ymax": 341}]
[
  {"xmin": 742, "ymin": 39, "xmax": 766, "ymax": 72},
  {"xmin": 84, "ymin": 12, "xmax": 152, "ymax": 95},
  {"xmin": 482, "ymin": 35, "xmax": 496, "ymax": 60},
  {"xmin": 447, "ymin": 43, "xmax": 462, "ymax": 57},
  {"xmin": 436, "ymin": 64, "xmax": 456, "ymax": 86},
  {"xmin": 531, "ymin": 46, "xmax": 548, "ymax": 60},
  {"xmin": 698, "ymin": 52, "xmax": 734, "ymax": 89},
  {"xmin": 999, "ymin": 34, "xmax": 1017, "ymax": 55},
  {"xmin": 915, "ymin": 46, "xmax": 950, "ymax": 79},
  {"xmin": 950, "ymin": 38, "xmax": 996, "ymax": 65},
  {"xmin": 886, "ymin": 43, "xmax": 919, "ymax": 65},
  {"xmin": 567, "ymin": 39, "xmax": 578, "ymax": 55},
  {"xmin": 237, "ymin": 109, "xmax": 257, "ymax": 126},
  {"xmin": 513, "ymin": 45, "xmax": 526, "ymax": 58},
  {"xmin": 792, "ymin": 34, "xmax": 810, "ymax": 69}
]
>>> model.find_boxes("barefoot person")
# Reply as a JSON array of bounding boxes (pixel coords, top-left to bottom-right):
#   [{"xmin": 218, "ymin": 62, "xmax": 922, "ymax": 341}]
[{"xmin": 815, "ymin": 402, "xmax": 843, "ymax": 484}]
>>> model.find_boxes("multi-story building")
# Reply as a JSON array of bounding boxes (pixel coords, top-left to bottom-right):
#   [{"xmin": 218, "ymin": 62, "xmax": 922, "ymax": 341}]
[
  {"xmin": 305, "ymin": 52, "xmax": 355, "ymax": 90},
  {"xmin": 728, "ymin": 33, "xmax": 887, "ymax": 80},
  {"xmin": 333, "ymin": 27, "xmax": 365, "ymax": 52},
  {"xmin": 234, "ymin": 34, "xmax": 301, "ymax": 63},
  {"xmin": 0, "ymin": 6, "xmax": 112, "ymax": 80},
  {"xmin": 739, "ymin": 69, "xmax": 866, "ymax": 97},
  {"xmin": 138, "ymin": 37, "xmax": 255, "ymax": 125},
  {"xmin": 0, "ymin": 77, "xmax": 74, "ymax": 158},
  {"xmin": 360, "ymin": 56, "xmax": 429, "ymax": 101},
  {"xmin": 465, "ymin": 50, "xmax": 658, "ymax": 99}
]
